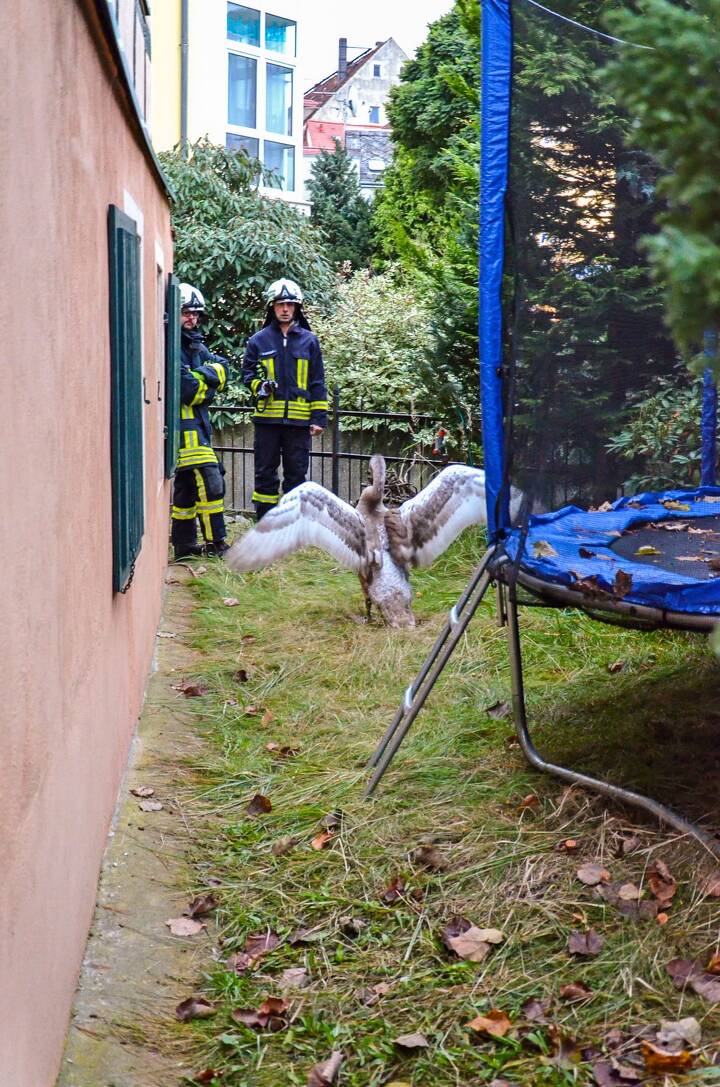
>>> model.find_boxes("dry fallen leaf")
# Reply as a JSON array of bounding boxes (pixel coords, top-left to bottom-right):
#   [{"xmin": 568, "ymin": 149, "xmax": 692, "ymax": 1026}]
[
  {"xmin": 558, "ymin": 981, "xmax": 592, "ymax": 1002},
  {"xmin": 591, "ymin": 1059, "xmax": 641, "ymax": 1086},
  {"xmin": 311, "ymin": 830, "xmax": 335, "ymax": 851},
  {"xmin": 186, "ymin": 894, "xmax": 219, "ymax": 918},
  {"xmin": 175, "ymin": 996, "xmax": 215, "ymax": 1021},
  {"xmin": 517, "ymin": 793, "xmax": 540, "ymax": 813},
  {"xmin": 223, "ymin": 597, "xmax": 240, "ymax": 607},
  {"xmin": 166, "ymin": 917, "xmax": 205, "ymax": 937},
  {"xmin": 235, "ymin": 668, "xmax": 249, "ymax": 683},
  {"xmin": 555, "ymin": 838, "xmax": 580, "ymax": 853},
  {"xmin": 246, "ymin": 793, "xmax": 272, "ymax": 816},
  {"xmin": 175, "ymin": 681, "xmax": 206, "ymax": 697},
  {"xmin": 614, "ymin": 570, "xmax": 632, "ymax": 598},
  {"xmin": 232, "ymin": 996, "xmax": 288, "ymax": 1032},
  {"xmin": 607, "ymin": 660, "xmax": 626, "ymax": 674},
  {"xmin": 635, "ymin": 545, "xmax": 661, "ymax": 556},
  {"xmin": 194, "ymin": 1070, "xmax": 222, "ymax": 1084},
  {"xmin": 226, "ymin": 930, "xmax": 281, "ymax": 973},
  {"xmin": 130, "ymin": 785, "xmax": 155, "ymax": 797},
  {"xmin": 647, "ymin": 859, "xmax": 677, "ymax": 907},
  {"xmin": 568, "ymin": 929, "xmax": 604, "ymax": 957},
  {"xmin": 157, "ymin": 630, "xmax": 177, "ymax": 638},
  {"xmin": 465, "ymin": 1009, "xmax": 512, "ymax": 1038},
  {"xmin": 357, "ymin": 980, "xmax": 392, "ymax": 1006},
  {"xmin": 656, "ymin": 1016, "xmax": 702, "ymax": 1049},
  {"xmin": 446, "ymin": 926, "xmax": 504, "ymax": 963},
  {"xmin": 533, "ymin": 540, "xmax": 558, "ymax": 558},
  {"xmin": 641, "ymin": 1041, "xmax": 692, "ymax": 1074},
  {"xmin": 576, "ymin": 863, "xmax": 611, "ymax": 887},
  {"xmin": 485, "ymin": 700, "xmax": 511, "ymax": 719},
  {"xmin": 411, "ymin": 844, "xmax": 448, "ymax": 871},
  {"xmin": 394, "ymin": 1032, "xmax": 430, "ymax": 1051},
  {"xmin": 707, "ymin": 952, "xmax": 720, "ymax": 975},
  {"xmin": 280, "ymin": 967, "xmax": 310, "ymax": 990},
  {"xmin": 617, "ymin": 882, "xmax": 642, "ymax": 902},
  {"xmin": 521, "ymin": 996, "xmax": 552, "ymax": 1023},
  {"xmin": 243, "ymin": 705, "xmax": 259, "ymax": 716},
  {"xmin": 666, "ymin": 957, "xmax": 720, "ymax": 1001},
  {"xmin": 661, "ymin": 500, "xmax": 691, "ymax": 511},
  {"xmin": 701, "ymin": 871, "xmax": 720, "ymax": 897},
  {"xmin": 260, "ymin": 708, "xmax": 275, "ymax": 727},
  {"xmin": 139, "ymin": 800, "xmax": 163, "ymax": 812},
  {"xmin": 307, "ymin": 1051, "xmax": 344, "ymax": 1086},
  {"xmin": 380, "ymin": 875, "xmax": 406, "ymax": 904},
  {"xmin": 271, "ymin": 835, "xmax": 299, "ymax": 856}
]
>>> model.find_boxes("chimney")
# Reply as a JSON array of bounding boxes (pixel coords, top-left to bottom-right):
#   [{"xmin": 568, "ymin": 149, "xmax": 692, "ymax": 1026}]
[
  {"xmin": 338, "ymin": 37, "xmax": 348, "ymax": 79},
  {"xmin": 375, "ymin": 40, "xmax": 384, "ymax": 47}
]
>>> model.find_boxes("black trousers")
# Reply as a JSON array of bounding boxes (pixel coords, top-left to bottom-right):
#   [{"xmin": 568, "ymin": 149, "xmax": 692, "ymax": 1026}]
[
  {"xmin": 253, "ymin": 424, "xmax": 311, "ymax": 519},
  {"xmin": 171, "ymin": 462, "xmax": 226, "ymax": 555}
]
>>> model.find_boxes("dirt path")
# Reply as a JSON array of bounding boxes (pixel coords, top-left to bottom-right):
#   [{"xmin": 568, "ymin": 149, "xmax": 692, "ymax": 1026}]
[{"xmin": 58, "ymin": 570, "xmax": 207, "ymax": 1087}]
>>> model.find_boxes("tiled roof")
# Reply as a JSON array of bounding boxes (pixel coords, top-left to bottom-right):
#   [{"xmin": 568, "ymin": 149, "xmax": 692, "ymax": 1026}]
[{"xmin": 303, "ymin": 41, "xmax": 385, "ymax": 114}]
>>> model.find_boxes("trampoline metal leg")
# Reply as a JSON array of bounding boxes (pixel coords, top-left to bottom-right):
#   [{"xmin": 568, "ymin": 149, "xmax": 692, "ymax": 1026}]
[
  {"xmin": 365, "ymin": 548, "xmax": 497, "ymax": 797},
  {"xmin": 506, "ymin": 589, "xmax": 720, "ymax": 858}
]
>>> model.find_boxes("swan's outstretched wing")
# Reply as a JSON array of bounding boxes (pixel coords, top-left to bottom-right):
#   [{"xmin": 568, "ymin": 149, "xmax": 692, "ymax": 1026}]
[
  {"xmin": 225, "ymin": 483, "xmax": 367, "ymax": 573},
  {"xmin": 394, "ymin": 465, "xmax": 489, "ymax": 569}
]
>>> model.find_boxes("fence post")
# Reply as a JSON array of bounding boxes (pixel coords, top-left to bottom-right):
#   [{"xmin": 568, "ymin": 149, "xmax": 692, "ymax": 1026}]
[{"xmin": 331, "ymin": 384, "xmax": 340, "ymax": 495}]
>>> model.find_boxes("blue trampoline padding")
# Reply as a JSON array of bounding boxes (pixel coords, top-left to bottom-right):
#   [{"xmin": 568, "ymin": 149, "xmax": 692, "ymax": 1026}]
[{"xmin": 504, "ymin": 488, "xmax": 720, "ymax": 616}]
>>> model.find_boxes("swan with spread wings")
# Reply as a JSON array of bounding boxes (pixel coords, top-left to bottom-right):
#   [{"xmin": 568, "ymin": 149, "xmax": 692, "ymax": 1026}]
[{"xmin": 226, "ymin": 455, "xmax": 518, "ymax": 627}]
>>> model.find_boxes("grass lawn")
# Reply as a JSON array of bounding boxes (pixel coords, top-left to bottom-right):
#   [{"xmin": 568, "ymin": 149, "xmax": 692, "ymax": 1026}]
[{"xmin": 169, "ymin": 531, "xmax": 720, "ymax": 1086}]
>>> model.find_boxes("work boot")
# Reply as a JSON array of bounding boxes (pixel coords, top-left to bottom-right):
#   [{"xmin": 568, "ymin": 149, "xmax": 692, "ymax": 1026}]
[
  {"xmin": 205, "ymin": 539, "xmax": 230, "ymax": 558},
  {"xmin": 173, "ymin": 544, "xmax": 204, "ymax": 560}
]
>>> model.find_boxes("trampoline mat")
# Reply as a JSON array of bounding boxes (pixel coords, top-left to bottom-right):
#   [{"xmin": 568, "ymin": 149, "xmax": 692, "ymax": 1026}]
[{"xmin": 611, "ymin": 515, "xmax": 720, "ymax": 581}]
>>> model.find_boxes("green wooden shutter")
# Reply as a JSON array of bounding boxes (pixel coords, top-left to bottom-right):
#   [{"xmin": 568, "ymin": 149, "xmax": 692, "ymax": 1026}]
[
  {"xmin": 108, "ymin": 205, "xmax": 144, "ymax": 593},
  {"xmin": 164, "ymin": 273, "xmax": 181, "ymax": 478}
]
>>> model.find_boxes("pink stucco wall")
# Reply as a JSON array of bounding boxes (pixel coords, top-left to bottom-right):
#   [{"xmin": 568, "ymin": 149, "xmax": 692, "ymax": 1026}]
[{"xmin": 0, "ymin": 4, "xmax": 173, "ymax": 1083}]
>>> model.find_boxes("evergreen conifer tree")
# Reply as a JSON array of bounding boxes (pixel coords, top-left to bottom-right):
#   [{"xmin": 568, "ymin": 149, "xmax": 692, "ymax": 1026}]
[{"xmin": 307, "ymin": 140, "xmax": 373, "ymax": 270}]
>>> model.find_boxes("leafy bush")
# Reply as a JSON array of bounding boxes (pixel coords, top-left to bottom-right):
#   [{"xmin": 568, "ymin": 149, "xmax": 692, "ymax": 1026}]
[
  {"xmin": 160, "ymin": 140, "xmax": 337, "ymax": 392},
  {"xmin": 607, "ymin": 374, "xmax": 704, "ymax": 492},
  {"xmin": 307, "ymin": 268, "xmax": 470, "ymax": 453}
]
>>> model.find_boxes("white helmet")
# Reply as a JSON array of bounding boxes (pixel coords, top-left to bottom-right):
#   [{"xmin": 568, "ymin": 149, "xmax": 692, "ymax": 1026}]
[
  {"xmin": 180, "ymin": 282, "xmax": 206, "ymax": 311},
  {"xmin": 265, "ymin": 278, "xmax": 303, "ymax": 305}
]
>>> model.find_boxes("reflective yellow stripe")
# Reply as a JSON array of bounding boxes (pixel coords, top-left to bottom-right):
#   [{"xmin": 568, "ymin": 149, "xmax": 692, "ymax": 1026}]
[
  {"xmin": 198, "ymin": 499, "xmax": 224, "ymax": 514},
  {"xmin": 190, "ymin": 376, "xmax": 208, "ymax": 405},
  {"xmin": 177, "ymin": 448, "xmax": 218, "ymax": 466},
  {"xmin": 172, "ymin": 505, "xmax": 197, "ymax": 520},
  {"xmin": 181, "ymin": 405, "xmax": 194, "ymax": 419},
  {"xmin": 250, "ymin": 378, "xmax": 262, "ymax": 394},
  {"xmin": 193, "ymin": 470, "xmax": 213, "ymax": 539},
  {"xmin": 252, "ymin": 491, "xmax": 280, "ymax": 504},
  {"xmin": 210, "ymin": 362, "xmax": 226, "ymax": 389},
  {"xmin": 296, "ymin": 358, "xmax": 309, "ymax": 389},
  {"xmin": 310, "ymin": 400, "xmax": 328, "ymax": 411}
]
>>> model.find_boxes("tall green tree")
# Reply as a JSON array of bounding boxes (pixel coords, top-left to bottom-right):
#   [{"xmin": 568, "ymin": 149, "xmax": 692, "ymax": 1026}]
[
  {"xmin": 605, "ymin": 0, "xmax": 720, "ymax": 369},
  {"xmin": 307, "ymin": 140, "xmax": 373, "ymax": 270},
  {"xmin": 159, "ymin": 140, "xmax": 336, "ymax": 377},
  {"xmin": 372, "ymin": 0, "xmax": 479, "ymax": 426}
]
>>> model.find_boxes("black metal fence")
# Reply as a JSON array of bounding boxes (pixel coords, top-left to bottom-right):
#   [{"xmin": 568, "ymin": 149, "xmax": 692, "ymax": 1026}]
[{"xmin": 213, "ymin": 388, "xmax": 451, "ymax": 513}]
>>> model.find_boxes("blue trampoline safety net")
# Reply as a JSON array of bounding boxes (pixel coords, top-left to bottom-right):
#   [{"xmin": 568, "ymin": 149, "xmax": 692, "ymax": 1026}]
[{"xmin": 481, "ymin": 1, "xmax": 720, "ymax": 617}]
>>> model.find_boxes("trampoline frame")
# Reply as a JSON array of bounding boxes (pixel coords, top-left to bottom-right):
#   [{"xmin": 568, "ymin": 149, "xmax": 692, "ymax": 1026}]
[{"xmin": 365, "ymin": 0, "xmax": 720, "ymax": 855}]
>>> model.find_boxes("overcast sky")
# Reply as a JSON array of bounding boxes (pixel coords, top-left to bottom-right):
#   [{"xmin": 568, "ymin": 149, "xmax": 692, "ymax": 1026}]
[{"xmin": 299, "ymin": 0, "xmax": 456, "ymax": 91}]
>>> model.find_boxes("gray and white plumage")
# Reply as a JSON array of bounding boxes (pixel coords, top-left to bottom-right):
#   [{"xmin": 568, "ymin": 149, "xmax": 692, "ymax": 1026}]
[{"xmin": 225, "ymin": 458, "xmax": 499, "ymax": 627}]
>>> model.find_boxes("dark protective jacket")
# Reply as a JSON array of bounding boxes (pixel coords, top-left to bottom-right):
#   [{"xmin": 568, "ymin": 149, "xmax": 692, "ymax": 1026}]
[
  {"xmin": 242, "ymin": 320, "xmax": 328, "ymax": 427},
  {"xmin": 178, "ymin": 328, "xmax": 228, "ymax": 469}
]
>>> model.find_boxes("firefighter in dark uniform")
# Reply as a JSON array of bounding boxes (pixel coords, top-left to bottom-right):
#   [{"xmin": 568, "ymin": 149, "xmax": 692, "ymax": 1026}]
[
  {"xmin": 242, "ymin": 279, "xmax": 328, "ymax": 520},
  {"xmin": 171, "ymin": 283, "xmax": 230, "ymax": 558}
]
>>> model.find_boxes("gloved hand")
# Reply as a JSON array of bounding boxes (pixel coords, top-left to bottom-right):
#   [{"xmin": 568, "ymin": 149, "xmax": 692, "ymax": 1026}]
[{"xmin": 259, "ymin": 379, "xmax": 278, "ymax": 398}]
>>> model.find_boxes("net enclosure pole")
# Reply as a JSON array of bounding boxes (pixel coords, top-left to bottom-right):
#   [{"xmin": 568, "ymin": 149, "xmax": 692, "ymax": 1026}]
[
  {"xmin": 701, "ymin": 330, "xmax": 718, "ymax": 487},
  {"xmin": 480, "ymin": 0, "xmax": 512, "ymax": 540}
]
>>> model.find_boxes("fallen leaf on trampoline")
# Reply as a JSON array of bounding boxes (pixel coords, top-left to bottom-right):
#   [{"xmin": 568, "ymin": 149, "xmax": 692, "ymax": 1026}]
[
  {"xmin": 635, "ymin": 545, "xmax": 661, "ymax": 556},
  {"xmin": 701, "ymin": 495, "xmax": 720, "ymax": 503},
  {"xmin": 661, "ymin": 500, "xmax": 691, "ymax": 511},
  {"xmin": 660, "ymin": 521, "xmax": 689, "ymax": 531},
  {"xmin": 485, "ymin": 699, "xmax": 511, "ymax": 719},
  {"xmin": 614, "ymin": 570, "xmax": 632, "ymax": 598},
  {"xmin": 596, "ymin": 502, "xmax": 614, "ymax": 512},
  {"xmin": 708, "ymin": 557, "xmax": 720, "ymax": 572},
  {"xmin": 568, "ymin": 929, "xmax": 604, "ymax": 957},
  {"xmin": 576, "ymin": 863, "xmax": 610, "ymax": 886},
  {"xmin": 579, "ymin": 547, "xmax": 596, "ymax": 558},
  {"xmin": 533, "ymin": 539, "xmax": 558, "ymax": 557},
  {"xmin": 676, "ymin": 555, "xmax": 701, "ymax": 561}
]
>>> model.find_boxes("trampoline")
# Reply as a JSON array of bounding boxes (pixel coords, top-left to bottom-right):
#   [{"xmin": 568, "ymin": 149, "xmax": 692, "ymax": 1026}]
[{"xmin": 367, "ymin": 0, "xmax": 720, "ymax": 855}]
